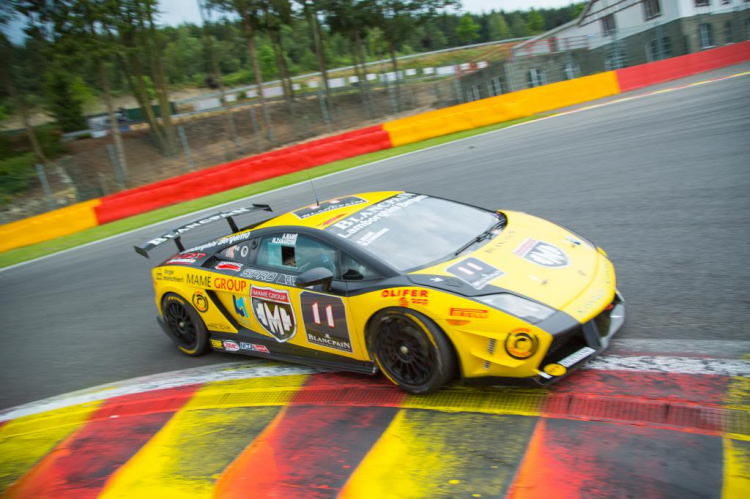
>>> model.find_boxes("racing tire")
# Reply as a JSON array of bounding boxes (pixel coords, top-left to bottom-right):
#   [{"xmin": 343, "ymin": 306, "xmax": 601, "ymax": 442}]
[
  {"xmin": 161, "ymin": 293, "xmax": 209, "ymax": 357},
  {"xmin": 370, "ymin": 308, "xmax": 456, "ymax": 395}
]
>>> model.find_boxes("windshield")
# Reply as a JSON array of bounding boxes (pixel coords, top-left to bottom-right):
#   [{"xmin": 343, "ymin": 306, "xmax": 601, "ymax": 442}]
[{"xmin": 325, "ymin": 193, "xmax": 500, "ymax": 271}]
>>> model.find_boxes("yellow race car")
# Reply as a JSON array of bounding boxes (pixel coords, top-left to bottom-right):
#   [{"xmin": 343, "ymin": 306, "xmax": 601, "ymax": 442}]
[{"xmin": 135, "ymin": 192, "xmax": 624, "ymax": 394}]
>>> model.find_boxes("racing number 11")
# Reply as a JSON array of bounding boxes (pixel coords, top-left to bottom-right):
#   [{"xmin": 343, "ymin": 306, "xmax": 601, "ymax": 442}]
[{"xmin": 311, "ymin": 302, "xmax": 335, "ymax": 328}]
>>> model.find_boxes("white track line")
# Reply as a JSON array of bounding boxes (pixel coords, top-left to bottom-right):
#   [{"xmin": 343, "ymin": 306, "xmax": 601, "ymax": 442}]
[
  {"xmin": 584, "ymin": 356, "xmax": 749, "ymax": 377},
  {"xmin": 1, "ymin": 354, "xmax": 746, "ymax": 424},
  {"xmin": 2, "ymin": 69, "xmax": 748, "ymax": 274},
  {"xmin": 609, "ymin": 339, "xmax": 750, "ymax": 358},
  {"xmin": 0, "ymin": 362, "xmax": 315, "ymax": 423}
]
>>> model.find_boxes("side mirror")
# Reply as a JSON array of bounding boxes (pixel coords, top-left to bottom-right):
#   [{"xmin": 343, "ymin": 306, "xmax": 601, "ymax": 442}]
[{"xmin": 296, "ymin": 267, "xmax": 334, "ymax": 292}]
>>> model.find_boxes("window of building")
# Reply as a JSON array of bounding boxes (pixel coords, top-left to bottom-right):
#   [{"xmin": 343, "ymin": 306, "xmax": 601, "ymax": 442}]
[
  {"xmin": 694, "ymin": 0, "xmax": 710, "ymax": 6},
  {"xmin": 466, "ymin": 85, "xmax": 481, "ymax": 102},
  {"xmin": 699, "ymin": 23, "xmax": 715, "ymax": 48},
  {"xmin": 601, "ymin": 14, "xmax": 617, "ymax": 35},
  {"xmin": 643, "ymin": 0, "xmax": 662, "ymax": 20},
  {"xmin": 562, "ymin": 62, "xmax": 580, "ymax": 80},
  {"xmin": 724, "ymin": 21, "xmax": 734, "ymax": 44},
  {"xmin": 487, "ymin": 77, "xmax": 504, "ymax": 97},
  {"xmin": 527, "ymin": 68, "xmax": 546, "ymax": 88},
  {"xmin": 646, "ymin": 37, "xmax": 673, "ymax": 61}
]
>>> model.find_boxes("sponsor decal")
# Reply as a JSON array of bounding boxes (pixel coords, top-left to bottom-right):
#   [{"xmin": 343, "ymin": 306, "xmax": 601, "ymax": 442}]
[
  {"xmin": 504, "ymin": 328, "xmax": 539, "ymax": 360},
  {"xmin": 577, "ymin": 288, "xmax": 606, "ymax": 315},
  {"xmin": 240, "ymin": 342, "xmax": 270, "ymax": 353},
  {"xmin": 157, "ymin": 268, "xmax": 184, "ymax": 283},
  {"xmin": 223, "ymin": 340, "xmax": 240, "ymax": 352},
  {"xmin": 215, "ymin": 262, "xmax": 244, "ymax": 272},
  {"xmin": 251, "ymin": 286, "xmax": 297, "ymax": 342},
  {"xmin": 294, "ymin": 196, "xmax": 367, "ymax": 219},
  {"xmin": 382, "ymin": 289, "xmax": 429, "ymax": 299},
  {"xmin": 328, "ymin": 193, "xmax": 427, "ymax": 239},
  {"xmin": 144, "ymin": 208, "xmax": 254, "ymax": 249},
  {"xmin": 450, "ymin": 308, "xmax": 489, "ymax": 319},
  {"xmin": 399, "ymin": 297, "xmax": 409, "ymax": 307},
  {"xmin": 317, "ymin": 213, "xmax": 348, "ymax": 227},
  {"xmin": 446, "ymin": 257, "xmax": 504, "ymax": 290},
  {"xmin": 271, "ymin": 233, "xmax": 298, "ymax": 246},
  {"xmin": 356, "ymin": 228, "xmax": 389, "ymax": 247},
  {"xmin": 187, "ymin": 274, "xmax": 211, "ymax": 287},
  {"xmin": 240, "ymin": 268, "xmax": 278, "ymax": 281},
  {"xmin": 543, "ymin": 363, "xmax": 567, "ymax": 377},
  {"xmin": 233, "ymin": 296, "xmax": 249, "ymax": 318},
  {"xmin": 185, "ymin": 230, "xmax": 254, "ymax": 253},
  {"xmin": 213, "ymin": 277, "xmax": 247, "ymax": 293},
  {"xmin": 166, "ymin": 252, "xmax": 205, "ymax": 265},
  {"xmin": 514, "ymin": 238, "xmax": 569, "ymax": 268},
  {"xmin": 207, "ymin": 323, "xmax": 233, "ymax": 332},
  {"xmin": 483, "ymin": 229, "xmax": 517, "ymax": 255},
  {"xmin": 210, "ymin": 339, "xmax": 223, "ymax": 349},
  {"xmin": 276, "ymin": 274, "xmax": 297, "ymax": 286},
  {"xmin": 238, "ymin": 267, "xmax": 298, "ymax": 287},
  {"xmin": 300, "ymin": 292, "xmax": 353, "ymax": 353},
  {"xmin": 558, "ymin": 346, "xmax": 596, "ymax": 368},
  {"xmin": 602, "ymin": 261, "xmax": 613, "ymax": 285},
  {"xmin": 192, "ymin": 292, "xmax": 209, "ymax": 313}
]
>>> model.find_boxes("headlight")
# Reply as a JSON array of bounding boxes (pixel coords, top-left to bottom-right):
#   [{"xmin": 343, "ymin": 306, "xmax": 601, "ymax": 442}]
[{"xmin": 476, "ymin": 294, "xmax": 554, "ymax": 324}]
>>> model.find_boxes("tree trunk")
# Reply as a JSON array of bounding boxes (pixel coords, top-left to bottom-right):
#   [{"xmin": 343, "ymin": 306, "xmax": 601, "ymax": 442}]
[
  {"xmin": 354, "ymin": 30, "xmax": 373, "ymax": 117},
  {"xmin": 242, "ymin": 15, "xmax": 271, "ymax": 142},
  {"xmin": 117, "ymin": 50, "xmax": 168, "ymax": 153},
  {"xmin": 200, "ymin": 9, "xmax": 240, "ymax": 153},
  {"xmin": 0, "ymin": 36, "xmax": 47, "ymax": 163},
  {"xmin": 6, "ymin": 77, "xmax": 48, "ymax": 164},
  {"xmin": 269, "ymin": 28, "xmax": 293, "ymax": 107},
  {"xmin": 307, "ymin": 3, "xmax": 330, "ymax": 99},
  {"xmin": 144, "ymin": 1, "xmax": 177, "ymax": 155},
  {"xmin": 99, "ymin": 62, "xmax": 128, "ymax": 186},
  {"xmin": 388, "ymin": 38, "xmax": 401, "ymax": 108}
]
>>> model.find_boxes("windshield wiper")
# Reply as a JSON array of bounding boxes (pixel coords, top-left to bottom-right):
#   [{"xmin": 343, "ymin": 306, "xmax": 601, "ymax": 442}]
[{"xmin": 453, "ymin": 221, "xmax": 504, "ymax": 257}]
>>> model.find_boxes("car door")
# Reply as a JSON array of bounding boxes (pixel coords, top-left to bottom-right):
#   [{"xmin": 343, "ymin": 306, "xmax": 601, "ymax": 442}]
[{"xmin": 227, "ymin": 231, "xmax": 365, "ymax": 359}]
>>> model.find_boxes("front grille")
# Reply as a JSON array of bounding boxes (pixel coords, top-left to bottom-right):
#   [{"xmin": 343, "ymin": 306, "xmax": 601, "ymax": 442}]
[{"xmin": 541, "ymin": 326, "xmax": 588, "ymax": 365}]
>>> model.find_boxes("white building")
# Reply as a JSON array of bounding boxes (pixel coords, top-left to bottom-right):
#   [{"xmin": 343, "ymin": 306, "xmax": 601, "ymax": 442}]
[{"xmin": 513, "ymin": 0, "xmax": 750, "ymax": 59}]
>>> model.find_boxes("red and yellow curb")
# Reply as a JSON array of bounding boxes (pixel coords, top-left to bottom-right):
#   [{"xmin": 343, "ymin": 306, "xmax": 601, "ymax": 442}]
[{"xmin": 0, "ymin": 368, "xmax": 747, "ymax": 498}]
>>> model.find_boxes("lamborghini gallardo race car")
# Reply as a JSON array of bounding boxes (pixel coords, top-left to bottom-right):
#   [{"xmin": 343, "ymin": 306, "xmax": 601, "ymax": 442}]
[{"xmin": 136, "ymin": 191, "xmax": 624, "ymax": 394}]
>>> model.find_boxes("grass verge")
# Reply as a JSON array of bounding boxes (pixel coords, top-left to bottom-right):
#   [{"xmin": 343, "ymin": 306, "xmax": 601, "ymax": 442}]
[{"xmin": 0, "ymin": 114, "xmax": 542, "ymax": 269}]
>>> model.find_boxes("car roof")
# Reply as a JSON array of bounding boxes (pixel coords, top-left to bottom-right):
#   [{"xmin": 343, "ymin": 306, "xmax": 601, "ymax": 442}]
[{"xmin": 254, "ymin": 191, "xmax": 404, "ymax": 231}]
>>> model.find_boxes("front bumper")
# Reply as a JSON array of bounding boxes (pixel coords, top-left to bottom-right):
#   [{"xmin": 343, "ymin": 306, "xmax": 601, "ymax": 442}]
[
  {"xmin": 463, "ymin": 289, "xmax": 625, "ymax": 388},
  {"xmin": 534, "ymin": 289, "xmax": 625, "ymax": 385}
]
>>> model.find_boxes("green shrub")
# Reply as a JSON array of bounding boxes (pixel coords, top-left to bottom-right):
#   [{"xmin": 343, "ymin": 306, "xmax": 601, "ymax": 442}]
[{"xmin": 0, "ymin": 153, "xmax": 37, "ymax": 195}]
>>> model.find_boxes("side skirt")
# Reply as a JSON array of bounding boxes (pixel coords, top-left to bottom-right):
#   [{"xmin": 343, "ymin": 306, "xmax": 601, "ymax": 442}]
[{"xmin": 208, "ymin": 329, "xmax": 378, "ymax": 376}]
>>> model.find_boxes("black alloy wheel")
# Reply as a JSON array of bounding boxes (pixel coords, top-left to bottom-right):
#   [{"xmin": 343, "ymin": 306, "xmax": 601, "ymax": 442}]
[
  {"xmin": 371, "ymin": 309, "xmax": 456, "ymax": 394},
  {"xmin": 162, "ymin": 293, "xmax": 209, "ymax": 356}
]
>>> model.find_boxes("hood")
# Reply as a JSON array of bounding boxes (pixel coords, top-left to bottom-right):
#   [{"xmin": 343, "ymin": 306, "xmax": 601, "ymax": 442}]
[{"xmin": 410, "ymin": 211, "xmax": 602, "ymax": 310}]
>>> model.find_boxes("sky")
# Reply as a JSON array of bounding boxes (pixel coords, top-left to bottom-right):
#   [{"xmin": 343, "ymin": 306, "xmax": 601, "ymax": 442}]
[
  {"xmin": 160, "ymin": 0, "xmax": 581, "ymax": 26},
  {"xmin": 5, "ymin": 0, "xmax": 581, "ymax": 43}
]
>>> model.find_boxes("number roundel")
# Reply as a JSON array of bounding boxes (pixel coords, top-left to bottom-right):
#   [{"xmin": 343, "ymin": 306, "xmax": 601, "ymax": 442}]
[{"xmin": 300, "ymin": 292, "xmax": 353, "ymax": 353}]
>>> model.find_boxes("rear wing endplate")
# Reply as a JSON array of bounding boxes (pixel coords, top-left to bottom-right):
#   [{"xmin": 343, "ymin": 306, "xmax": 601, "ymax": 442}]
[{"xmin": 134, "ymin": 204, "xmax": 272, "ymax": 258}]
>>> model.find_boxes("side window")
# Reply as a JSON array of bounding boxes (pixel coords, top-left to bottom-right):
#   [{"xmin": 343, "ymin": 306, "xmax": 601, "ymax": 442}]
[
  {"xmin": 257, "ymin": 233, "xmax": 338, "ymax": 275},
  {"xmin": 221, "ymin": 240, "xmax": 255, "ymax": 261},
  {"xmin": 341, "ymin": 253, "xmax": 381, "ymax": 281}
]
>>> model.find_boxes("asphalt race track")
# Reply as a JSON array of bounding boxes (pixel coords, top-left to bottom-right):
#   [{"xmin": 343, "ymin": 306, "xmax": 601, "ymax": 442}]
[{"xmin": 1, "ymin": 64, "xmax": 748, "ymax": 410}]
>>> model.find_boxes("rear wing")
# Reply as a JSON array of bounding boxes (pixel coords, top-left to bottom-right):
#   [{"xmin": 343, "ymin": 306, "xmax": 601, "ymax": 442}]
[{"xmin": 134, "ymin": 204, "xmax": 272, "ymax": 258}]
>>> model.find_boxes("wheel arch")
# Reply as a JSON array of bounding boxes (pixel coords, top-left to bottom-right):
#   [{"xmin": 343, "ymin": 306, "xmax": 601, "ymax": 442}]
[{"xmin": 364, "ymin": 306, "xmax": 463, "ymax": 379}]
